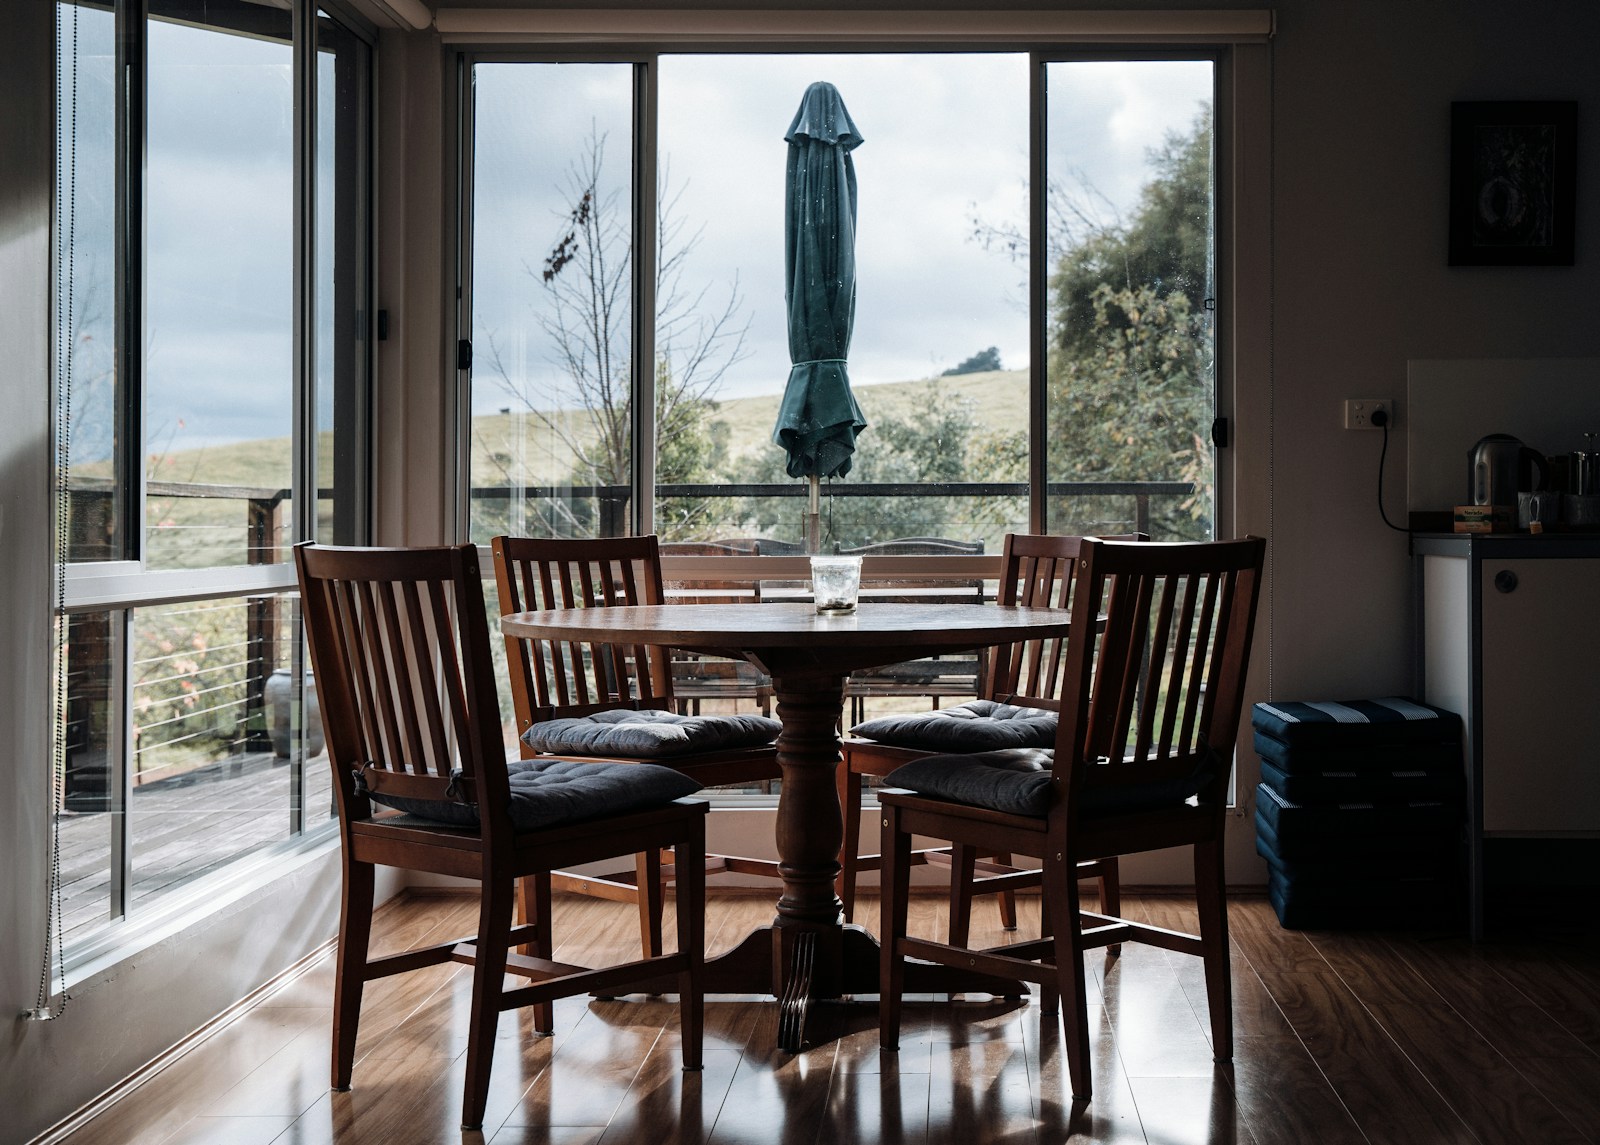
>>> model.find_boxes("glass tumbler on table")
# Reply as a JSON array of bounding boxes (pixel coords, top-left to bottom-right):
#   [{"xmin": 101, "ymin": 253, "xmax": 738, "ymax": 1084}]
[{"xmin": 809, "ymin": 556, "xmax": 862, "ymax": 614}]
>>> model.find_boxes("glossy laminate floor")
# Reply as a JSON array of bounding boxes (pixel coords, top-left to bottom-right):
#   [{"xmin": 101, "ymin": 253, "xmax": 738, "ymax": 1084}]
[{"xmin": 56, "ymin": 890, "xmax": 1600, "ymax": 1145}]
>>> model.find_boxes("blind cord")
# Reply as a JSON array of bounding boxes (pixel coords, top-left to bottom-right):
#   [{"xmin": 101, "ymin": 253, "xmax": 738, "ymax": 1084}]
[{"xmin": 32, "ymin": 0, "xmax": 80, "ymax": 1023}]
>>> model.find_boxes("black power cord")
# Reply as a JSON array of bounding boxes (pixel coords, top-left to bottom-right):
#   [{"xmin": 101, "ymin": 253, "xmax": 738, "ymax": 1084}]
[{"xmin": 1372, "ymin": 407, "xmax": 1411, "ymax": 533}]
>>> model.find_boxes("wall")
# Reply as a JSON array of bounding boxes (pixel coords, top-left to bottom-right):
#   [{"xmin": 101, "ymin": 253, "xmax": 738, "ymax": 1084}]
[{"xmin": 1266, "ymin": 0, "xmax": 1600, "ymax": 702}]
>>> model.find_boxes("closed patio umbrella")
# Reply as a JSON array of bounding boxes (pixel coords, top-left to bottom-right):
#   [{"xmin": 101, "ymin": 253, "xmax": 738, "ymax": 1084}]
[{"xmin": 771, "ymin": 81, "xmax": 868, "ymax": 549}]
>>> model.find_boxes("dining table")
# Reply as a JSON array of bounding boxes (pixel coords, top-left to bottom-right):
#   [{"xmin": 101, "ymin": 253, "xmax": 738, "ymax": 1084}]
[{"xmin": 498, "ymin": 600, "xmax": 1076, "ymax": 1051}]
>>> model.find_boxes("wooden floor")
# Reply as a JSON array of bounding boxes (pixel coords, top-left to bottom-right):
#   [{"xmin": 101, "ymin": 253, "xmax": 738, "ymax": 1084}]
[{"xmin": 57, "ymin": 891, "xmax": 1600, "ymax": 1145}]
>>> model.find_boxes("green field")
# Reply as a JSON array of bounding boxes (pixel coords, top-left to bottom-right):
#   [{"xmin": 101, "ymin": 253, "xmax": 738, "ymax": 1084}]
[{"xmin": 471, "ymin": 368, "xmax": 1027, "ymax": 484}]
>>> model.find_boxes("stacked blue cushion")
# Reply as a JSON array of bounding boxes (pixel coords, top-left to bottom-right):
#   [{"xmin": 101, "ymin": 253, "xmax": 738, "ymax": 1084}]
[{"xmin": 1252, "ymin": 697, "xmax": 1464, "ymax": 930}]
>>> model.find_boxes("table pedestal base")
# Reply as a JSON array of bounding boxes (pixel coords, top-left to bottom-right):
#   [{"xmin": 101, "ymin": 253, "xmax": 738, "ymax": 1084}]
[{"xmin": 630, "ymin": 922, "xmax": 1026, "ymax": 1051}]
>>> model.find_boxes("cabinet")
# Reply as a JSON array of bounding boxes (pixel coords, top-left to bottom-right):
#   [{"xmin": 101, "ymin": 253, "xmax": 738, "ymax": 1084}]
[{"xmin": 1416, "ymin": 534, "xmax": 1600, "ymax": 938}]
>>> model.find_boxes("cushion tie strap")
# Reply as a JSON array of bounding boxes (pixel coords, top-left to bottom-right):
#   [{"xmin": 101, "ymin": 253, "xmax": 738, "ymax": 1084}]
[
  {"xmin": 351, "ymin": 763, "xmax": 372, "ymax": 797},
  {"xmin": 446, "ymin": 768, "xmax": 468, "ymax": 802}
]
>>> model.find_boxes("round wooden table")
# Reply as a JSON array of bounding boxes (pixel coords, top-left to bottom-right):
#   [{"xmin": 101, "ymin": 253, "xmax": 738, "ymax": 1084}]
[{"xmin": 499, "ymin": 601, "xmax": 1075, "ymax": 1049}]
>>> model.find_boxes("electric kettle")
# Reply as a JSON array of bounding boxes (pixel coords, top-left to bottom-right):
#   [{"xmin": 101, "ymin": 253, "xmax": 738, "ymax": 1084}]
[{"xmin": 1468, "ymin": 434, "xmax": 1548, "ymax": 506}]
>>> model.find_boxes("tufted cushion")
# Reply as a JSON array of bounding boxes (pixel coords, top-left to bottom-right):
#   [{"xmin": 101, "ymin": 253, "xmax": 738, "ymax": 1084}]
[
  {"xmin": 521, "ymin": 708, "xmax": 780, "ymax": 758},
  {"xmin": 1253, "ymin": 730, "xmax": 1461, "ymax": 774},
  {"xmin": 1251, "ymin": 697, "xmax": 1461, "ymax": 749},
  {"xmin": 886, "ymin": 748, "xmax": 1055, "ymax": 815},
  {"xmin": 851, "ymin": 700, "xmax": 1057, "ymax": 753},
  {"xmin": 888, "ymin": 746, "xmax": 1218, "ymax": 818},
  {"xmin": 368, "ymin": 758, "xmax": 702, "ymax": 832},
  {"xmin": 1260, "ymin": 759, "xmax": 1464, "ymax": 805},
  {"xmin": 1255, "ymin": 781, "xmax": 1461, "ymax": 840}
]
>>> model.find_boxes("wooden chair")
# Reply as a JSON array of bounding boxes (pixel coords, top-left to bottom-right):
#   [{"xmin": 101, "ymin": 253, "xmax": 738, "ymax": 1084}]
[
  {"xmin": 492, "ymin": 534, "xmax": 783, "ymax": 958},
  {"xmin": 878, "ymin": 536, "xmax": 1266, "ymax": 1101},
  {"xmin": 295, "ymin": 542, "xmax": 706, "ymax": 1131},
  {"xmin": 836, "ymin": 533, "xmax": 1127, "ymax": 937}
]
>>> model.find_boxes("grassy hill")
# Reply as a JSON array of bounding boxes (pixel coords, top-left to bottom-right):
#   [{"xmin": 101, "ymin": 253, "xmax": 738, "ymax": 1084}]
[
  {"xmin": 471, "ymin": 367, "xmax": 1028, "ymax": 484},
  {"xmin": 135, "ymin": 367, "xmax": 1027, "ymax": 489}
]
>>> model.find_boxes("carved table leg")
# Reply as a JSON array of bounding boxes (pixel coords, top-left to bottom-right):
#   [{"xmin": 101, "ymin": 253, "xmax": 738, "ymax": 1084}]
[
  {"xmin": 772, "ymin": 674, "xmax": 848, "ymax": 929},
  {"xmin": 770, "ymin": 674, "xmax": 846, "ymax": 1050}
]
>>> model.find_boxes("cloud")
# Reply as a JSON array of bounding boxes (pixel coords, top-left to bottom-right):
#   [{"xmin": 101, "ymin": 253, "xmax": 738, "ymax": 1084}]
[{"xmin": 471, "ymin": 52, "xmax": 1212, "ymax": 420}]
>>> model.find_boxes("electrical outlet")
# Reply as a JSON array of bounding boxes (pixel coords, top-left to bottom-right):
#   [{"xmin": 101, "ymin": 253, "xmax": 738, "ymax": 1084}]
[{"xmin": 1344, "ymin": 398, "xmax": 1391, "ymax": 430}]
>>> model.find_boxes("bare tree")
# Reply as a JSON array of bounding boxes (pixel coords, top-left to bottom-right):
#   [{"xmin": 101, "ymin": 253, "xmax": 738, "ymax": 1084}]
[{"xmin": 479, "ymin": 131, "xmax": 750, "ymax": 537}]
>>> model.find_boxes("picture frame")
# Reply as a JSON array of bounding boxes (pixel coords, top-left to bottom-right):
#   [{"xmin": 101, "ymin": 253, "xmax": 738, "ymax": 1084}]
[{"xmin": 1449, "ymin": 101, "xmax": 1577, "ymax": 266}]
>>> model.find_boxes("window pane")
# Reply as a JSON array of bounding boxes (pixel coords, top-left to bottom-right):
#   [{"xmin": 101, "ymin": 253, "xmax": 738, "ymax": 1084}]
[
  {"xmin": 655, "ymin": 54, "xmax": 1030, "ymax": 552},
  {"xmin": 315, "ymin": 11, "xmax": 370, "ymax": 545},
  {"xmin": 59, "ymin": 609, "xmax": 120, "ymax": 940},
  {"xmin": 469, "ymin": 63, "xmax": 634, "ymax": 541},
  {"xmin": 1045, "ymin": 60, "xmax": 1216, "ymax": 540},
  {"xmin": 146, "ymin": 3, "xmax": 294, "ymax": 568},
  {"xmin": 57, "ymin": 2, "xmax": 120, "ymax": 562},
  {"xmin": 127, "ymin": 595, "xmax": 320, "ymax": 903}
]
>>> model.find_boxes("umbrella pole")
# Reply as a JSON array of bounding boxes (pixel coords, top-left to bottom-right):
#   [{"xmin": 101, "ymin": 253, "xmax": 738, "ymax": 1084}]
[{"xmin": 806, "ymin": 475, "xmax": 821, "ymax": 554}]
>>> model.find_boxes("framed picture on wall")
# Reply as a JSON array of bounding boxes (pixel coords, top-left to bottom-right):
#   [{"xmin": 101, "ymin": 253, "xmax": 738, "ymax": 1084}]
[{"xmin": 1449, "ymin": 101, "xmax": 1577, "ymax": 266}]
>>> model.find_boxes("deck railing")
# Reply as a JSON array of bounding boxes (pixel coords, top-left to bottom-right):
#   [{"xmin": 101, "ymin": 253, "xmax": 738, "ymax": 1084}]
[{"xmin": 64, "ymin": 476, "xmax": 1193, "ymax": 793}]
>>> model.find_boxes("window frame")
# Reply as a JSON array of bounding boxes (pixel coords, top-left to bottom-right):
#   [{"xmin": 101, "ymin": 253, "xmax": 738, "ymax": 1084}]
[
  {"xmin": 52, "ymin": 0, "xmax": 378, "ymax": 969},
  {"xmin": 451, "ymin": 35, "xmax": 1250, "ymax": 563}
]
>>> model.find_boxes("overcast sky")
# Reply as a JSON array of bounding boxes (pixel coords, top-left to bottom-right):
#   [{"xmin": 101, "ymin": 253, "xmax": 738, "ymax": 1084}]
[
  {"xmin": 59, "ymin": 16, "xmax": 1211, "ymax": 454},
  {"xmin": 471, "ymin": 53, "xmax": 1211, "ymax": 413}
]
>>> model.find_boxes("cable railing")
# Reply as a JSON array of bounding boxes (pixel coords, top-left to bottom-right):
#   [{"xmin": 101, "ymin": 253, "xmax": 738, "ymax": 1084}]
[{"xmin": 66, "ymin": 476, "xmax": 1197, "ymax": 791}]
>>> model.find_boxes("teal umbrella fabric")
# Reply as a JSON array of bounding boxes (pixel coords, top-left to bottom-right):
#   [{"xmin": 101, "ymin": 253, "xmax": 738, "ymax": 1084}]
[{"xmin": 772, "ymin": 81, "xmax": 868, "ymax": 480}]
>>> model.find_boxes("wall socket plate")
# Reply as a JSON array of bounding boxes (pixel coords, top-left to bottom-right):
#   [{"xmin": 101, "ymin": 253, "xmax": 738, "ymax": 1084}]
[{"xmin": 1344, "ymin": 398, "xmax": 1391, "ymax": 430}]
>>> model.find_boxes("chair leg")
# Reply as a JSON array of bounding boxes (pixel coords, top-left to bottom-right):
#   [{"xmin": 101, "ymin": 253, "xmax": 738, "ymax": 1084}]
[
  {"xmin": 331, "ymin": 857, "xmax": 374, "ymax": 1091},
  {"xmin": 1193, "ymin": 837, "xmax": 1233, "ymax": 1063},
  {"xmin": 1037, "ymin": 886, "xmax": 1058, "ymax": 1017},
  {"xmin": 677, "ymin": 815, "xmax": 706, "ymax": 1072},
  {"xmin": 995, "ymin": 852, "xmax": 1018, "ymax": 930},
  {"xmin": 462, "ymin": 875, "xmax": 515, "ymax": 1131},
  {"xmin": 837, "ymin": 766, "xmax": 863, "ymax": 923},
  {"xmin": 520, "ymin": 872, "xmax": 554, "ymax": 1034},
  {"xmin": 1098, "ymin": 857, "xmax": 1122, "ymax": 957},
  {"xmin": 1044, "ymin": 854, "xmax": 1092, "ymax": 1102},
  {"xmin": 637, "ymin": 850, "xmax": 665, "ymax": 960},
  {"xmin": 948, "ymin": 842, "xmax": 977, "ymax": 947},
  {"xmin": 879, "ymin": 803, "xmax": 913, "ymax": 1051}
]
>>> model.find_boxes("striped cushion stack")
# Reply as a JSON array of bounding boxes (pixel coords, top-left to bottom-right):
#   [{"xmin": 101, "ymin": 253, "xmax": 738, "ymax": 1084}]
[{"xmin": 1251, "ymin": 697, "xmax": 1465, "ymax": 929}]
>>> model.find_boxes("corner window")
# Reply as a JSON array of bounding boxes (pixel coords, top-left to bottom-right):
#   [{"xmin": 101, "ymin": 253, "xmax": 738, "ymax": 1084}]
[{"xmin": 52, "ymin": 0, "xmax": 372, "ymax": 956}]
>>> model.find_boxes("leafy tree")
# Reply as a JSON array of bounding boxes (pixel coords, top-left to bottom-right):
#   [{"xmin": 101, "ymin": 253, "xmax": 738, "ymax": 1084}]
[
  {"xmin": 477, "ymin": 134, "xmax": 748, "ymax": 539},
  {"xmin": 942, "ymin": 346, "xmax": 1002, "ymax": 376},
  {"xmin": 734, "ymin": 389, "xmax": 1018, "ymax": 547},
  {"xmin": 1046, "ymin": 108, "xmax": 1215, "ymax": 540}
]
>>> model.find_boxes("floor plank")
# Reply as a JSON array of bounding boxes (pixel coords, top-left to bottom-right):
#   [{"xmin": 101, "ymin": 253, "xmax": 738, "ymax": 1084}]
[{"xmin": 52, "ymin": 890, "xmax": 1600, "ymax": 1145}]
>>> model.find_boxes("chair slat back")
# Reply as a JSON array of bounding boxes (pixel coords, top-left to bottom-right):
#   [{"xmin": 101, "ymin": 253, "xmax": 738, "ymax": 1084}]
[
  {"xmin": 1056, "ymin": 537, "xmax": 1265, "ymax": 812},
  {"xmin": 295, "ymin": 543, "xmax": 507, "ymax": 825},
  {"xmin": 989, "ymin": 533, "xmax": 1147, "ymax": 710},
  {"xmin": 492, "ymin": 535, "xmax": 674, "ymax": 751}
]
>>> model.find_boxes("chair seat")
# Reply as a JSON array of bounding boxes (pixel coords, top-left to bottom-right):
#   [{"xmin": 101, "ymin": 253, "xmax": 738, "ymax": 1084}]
[
  {"xmin": 521, "ymin": 709, "xmax": 780, "ymax": 758},
  {"xmin": 367, "ymin": 758, "xmax": 703, "ymax": 831},
  {"xmin": 886, "ymin": 748, "xmax": 1215, "ymax": 819},
  {"xmin": 851, "ymin": 699, "xmax": 1056, "ymax": 753}
]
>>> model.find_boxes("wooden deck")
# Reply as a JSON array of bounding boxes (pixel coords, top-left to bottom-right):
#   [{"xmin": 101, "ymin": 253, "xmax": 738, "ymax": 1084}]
[
  {"xmin": 54, "ymin": 891, "xmax": 1600, "ymax": 1144},
  {"xmin": 58, "ymin": 750, "xmax": 334, "ymax": 940}
]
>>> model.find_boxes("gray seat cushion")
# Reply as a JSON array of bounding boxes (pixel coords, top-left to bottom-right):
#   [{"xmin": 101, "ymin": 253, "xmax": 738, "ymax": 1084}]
[
  {"xmin": 887, "ymin": 747, "xmax": 1216, "ymax": 818},
  {"xmin": 886, "ymin": 748, "xmax": 1056, "ymax": 815},
  {"xmin": 851, "ymin": 700, "xmax": 1056, "ymax": 753},
  {"xmin": 521, "ymin": 708, "xmax": 780, "ymax": 758},
  {"xmin": 368, "ymin": 758, "xmax": 703, "ymax": 832}
]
